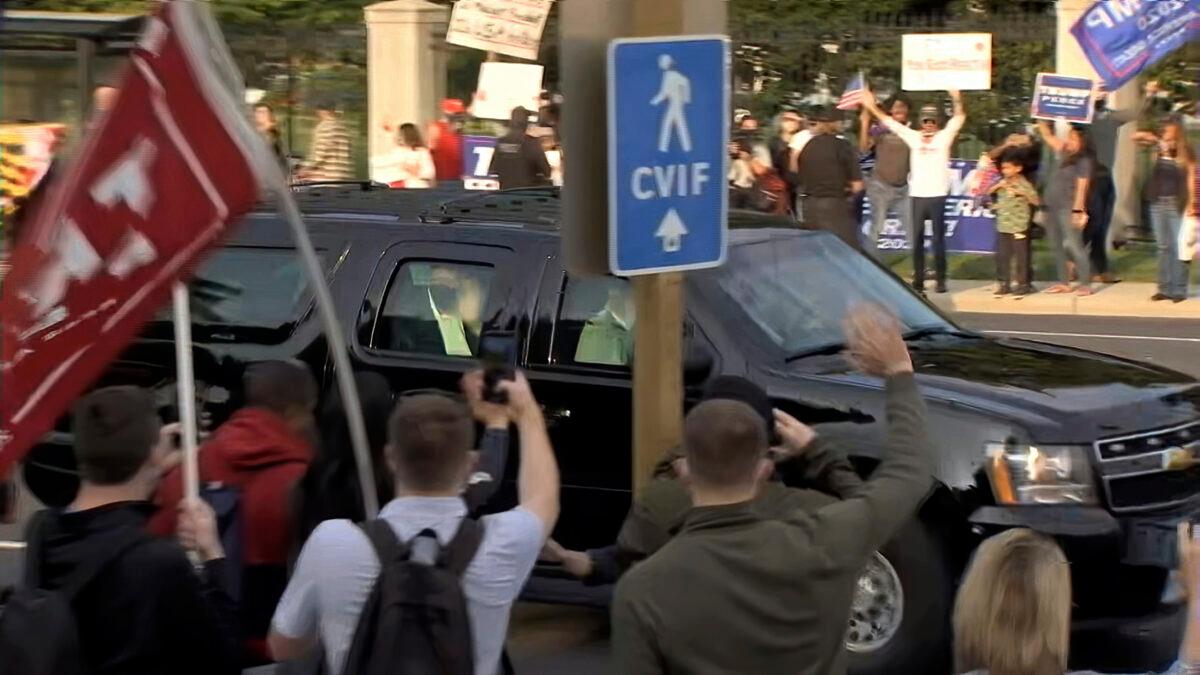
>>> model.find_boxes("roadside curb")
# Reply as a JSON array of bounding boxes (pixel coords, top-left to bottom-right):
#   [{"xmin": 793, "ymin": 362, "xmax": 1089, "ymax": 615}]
[{"xmin": 928, "ymin": 282, "xmax": 1200, "ymax": 319}]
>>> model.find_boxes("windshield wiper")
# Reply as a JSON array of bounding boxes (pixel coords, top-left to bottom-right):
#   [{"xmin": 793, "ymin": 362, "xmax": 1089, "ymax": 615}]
[
  {"xmin": 902, "ymin": 325, "xmax": 979, "ymax": 341},
  {"xmin": 785, "ymin": 341, "xmax": 846, "ymax": 363}
]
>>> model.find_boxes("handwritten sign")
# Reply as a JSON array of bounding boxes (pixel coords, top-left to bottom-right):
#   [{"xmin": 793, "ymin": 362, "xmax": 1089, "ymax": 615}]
[
  {"xmin": 447, "ymin": 0, "xmax": 553, "ymax": 61},
  {"xmin": 901, "ymin": 33, "xmax": 992, "ymax": 91},
  {"xmin": 471, "ymin": 61, "xmax": 544, "ymax": 120},
  {"xmin": 1031, "ymin": 73, "xmax": 1095, "ymax": 124},
  {"xmin": 1070, "ymin": 0, "xmax": 1200, "ymax": 91}
]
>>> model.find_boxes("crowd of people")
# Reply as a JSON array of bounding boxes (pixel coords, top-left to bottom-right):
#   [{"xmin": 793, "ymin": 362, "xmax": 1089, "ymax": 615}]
[
  {"xmin": 726, "ymin": 81, "xmax": 1199, "ymax": 301},
  {"xmin": 7, "ymin": 305, "xmax": 1200, "ymax": 675}
]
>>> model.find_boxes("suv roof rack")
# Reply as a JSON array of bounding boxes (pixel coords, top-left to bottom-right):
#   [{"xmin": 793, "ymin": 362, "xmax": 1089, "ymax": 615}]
[{"xmin": 419, "ymin": 187, "xmax": 560, "ymax": 228}]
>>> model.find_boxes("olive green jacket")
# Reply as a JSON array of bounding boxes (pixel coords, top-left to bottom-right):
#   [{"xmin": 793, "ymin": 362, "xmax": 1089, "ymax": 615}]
[{"xmin": 611, "ymin": 374, "xmax": 932, "ymax": 675}]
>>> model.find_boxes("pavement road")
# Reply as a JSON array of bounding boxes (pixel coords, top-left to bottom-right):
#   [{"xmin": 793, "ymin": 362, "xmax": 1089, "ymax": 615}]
[
  {"xmin": 956, "ymin": 313, "xmax": 1200, "ymax": 378},
  {"xmin": 3, "ymin": 312, "xmax": 1199, "ymax": 674}
]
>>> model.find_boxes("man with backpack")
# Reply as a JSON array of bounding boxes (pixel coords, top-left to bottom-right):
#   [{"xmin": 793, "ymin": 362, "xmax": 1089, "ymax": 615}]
[
  {"xmin": 268, "ymin": 369, "xmax": 559, "ymax": 675},
  {"xmin": 1, "ymin": 386, "xmax": 239, "ymax": 675},
  {"xmin": 151, "ymin": 359, "xmax": 318, "ymax": 663}
]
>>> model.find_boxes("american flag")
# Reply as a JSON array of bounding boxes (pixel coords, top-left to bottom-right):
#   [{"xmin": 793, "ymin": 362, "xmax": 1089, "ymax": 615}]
[{"xmin": 837, "ymin": 72, "xmax": 867, "ymax": 110}]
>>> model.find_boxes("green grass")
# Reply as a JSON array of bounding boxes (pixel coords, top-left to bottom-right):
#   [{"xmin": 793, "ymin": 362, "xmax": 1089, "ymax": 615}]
[{"xmin": 884, "ymin": 239, "xmax": 1161, "ymax": 283}]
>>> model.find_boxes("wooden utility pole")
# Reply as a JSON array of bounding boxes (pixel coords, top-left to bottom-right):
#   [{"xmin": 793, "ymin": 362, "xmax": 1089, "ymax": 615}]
[
  {"xmin": 627, "ymin": 1, "xmax": 726, "ymax": 494},
  {"xmin": 561, "ymin": 0, "xmax": 726, "ymax": 495}
]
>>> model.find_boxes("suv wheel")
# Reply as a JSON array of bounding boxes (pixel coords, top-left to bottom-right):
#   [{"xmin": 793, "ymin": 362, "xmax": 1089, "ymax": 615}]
[{"xmin": 847, "ymin": 517, "xmax": 953, "ymax": 675}]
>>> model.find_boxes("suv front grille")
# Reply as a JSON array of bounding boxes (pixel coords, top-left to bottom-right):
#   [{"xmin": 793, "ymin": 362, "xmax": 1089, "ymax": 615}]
[
  {"xmin": 1096, "ymin": 422, "xmax": 1200, "ymax": 460},
  {"xmin": 1095, "ymin": 421, "xmax": 1200, "ymax": 513},
  {"xmin": 1108, "ymin": 465, "xmax": 1200, "ymax": 510}
]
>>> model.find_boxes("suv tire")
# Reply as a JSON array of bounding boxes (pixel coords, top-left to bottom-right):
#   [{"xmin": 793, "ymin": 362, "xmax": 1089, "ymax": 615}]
[{"xmin": 847, "ymin": 517, "xmax": 953, "ymax": 675}]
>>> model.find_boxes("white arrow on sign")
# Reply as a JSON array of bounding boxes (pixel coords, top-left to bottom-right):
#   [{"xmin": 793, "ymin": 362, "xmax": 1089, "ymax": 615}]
[{"xmin": 655, "ymin": 208, "xmax": 688, "ymax": 253}]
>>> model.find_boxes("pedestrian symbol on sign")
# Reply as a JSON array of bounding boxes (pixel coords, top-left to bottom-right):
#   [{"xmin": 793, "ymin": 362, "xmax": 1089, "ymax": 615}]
[{"xmin": 651, "ymin": 55, "xmax": 692, "ymax": 153}]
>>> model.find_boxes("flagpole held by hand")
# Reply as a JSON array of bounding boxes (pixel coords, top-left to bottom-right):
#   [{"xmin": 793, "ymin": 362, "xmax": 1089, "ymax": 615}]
[{"xmin": 171, "ymin": 282, "xmax": 200, "ymax": 504}]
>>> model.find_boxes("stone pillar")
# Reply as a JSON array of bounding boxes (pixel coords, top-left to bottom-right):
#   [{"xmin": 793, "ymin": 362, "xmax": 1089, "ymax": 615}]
[
  {"xmin": 1056, "ymin": 0, "xmax": 1141, "ymax": 235},
  {"xmin": 364, "ymin": 0, "xmax": 449, "ymax": 181}
]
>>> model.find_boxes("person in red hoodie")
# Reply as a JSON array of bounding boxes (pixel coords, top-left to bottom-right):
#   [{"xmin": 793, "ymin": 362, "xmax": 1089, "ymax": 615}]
[{"xmin": 150, "ymin": 360, "xmax": 317, "ymax": 665}]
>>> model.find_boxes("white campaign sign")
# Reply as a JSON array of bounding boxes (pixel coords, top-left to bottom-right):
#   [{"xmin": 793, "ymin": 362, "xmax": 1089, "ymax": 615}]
[
  {"xmin": 901, "ymin": 33, "xmax": 992, "ymax": 91},
  {"xmin": 446, "ymin": 0, "xmax": 553, "ymax": 61},
  {"xmin": 471, "ymin": 61, "xmax": 545, "ymax": 120}
]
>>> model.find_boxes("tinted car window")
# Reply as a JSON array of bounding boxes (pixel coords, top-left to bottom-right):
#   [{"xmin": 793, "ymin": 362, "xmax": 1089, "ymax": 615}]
[
  {"xmin": 154, "ymin": 247, "xmax": 322, "ymax": 343},
  {"xmin": 704, "ymin": 233, "xmax": 952, "ymax": 356},
  {"xmin": 553, "ymin": 277, "xmax": 635, "ymax": 368},
  {"xmin": 373, "ymin": 261, "xmax": 495, "ymax": 357}
]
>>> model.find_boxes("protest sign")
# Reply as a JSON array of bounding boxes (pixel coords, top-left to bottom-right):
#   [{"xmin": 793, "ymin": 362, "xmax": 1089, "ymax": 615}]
[
  {"xmin": 902, "ymin": 33, "xmax": 993, "ymax": 91},
  {"xmin": 863, "ymin": 158, "xmax": 997, "ymax": 254},
  {"xmin": 1031, "ymin": 73, "xmax": 1096, "ymax": 124},
  {"xmin": 901, "ymin": 33, "xmax": 992, "ymax": 91},
  {"xmin": 447, "ymin": 0, "xmax": 553, "ymax": 61},
  {"xmin": 472, "ymin": 61, "xmax": 544, "ymax": 120},
  {"xmin": 1071, "ymin": 0, "xmax": 1200, "ymax": 91},
  {"xmin": 461, "ymin": 134, "xmax": 500, "ymax": 189},
  {"xmin": 0, "ymin": 2, "xmax": 264, "ymax": 477}
]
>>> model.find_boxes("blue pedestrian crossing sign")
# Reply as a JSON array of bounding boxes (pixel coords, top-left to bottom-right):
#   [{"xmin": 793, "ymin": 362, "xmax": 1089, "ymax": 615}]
[{"xmin": 607, "ymin": 36, "xmax": 730, "ymax": 276}]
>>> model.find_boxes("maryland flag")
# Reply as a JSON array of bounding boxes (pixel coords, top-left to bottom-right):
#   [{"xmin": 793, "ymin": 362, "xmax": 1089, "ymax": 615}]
[{"xmin": 0, "ymin": 122, "xmax": 66, "ymax": 215}]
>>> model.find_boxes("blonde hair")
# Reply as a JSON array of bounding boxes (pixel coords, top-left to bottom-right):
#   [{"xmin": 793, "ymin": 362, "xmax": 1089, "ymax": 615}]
[{"xmin": 953, "ymin": 529, "xmax": 1071, "ymax": 675}]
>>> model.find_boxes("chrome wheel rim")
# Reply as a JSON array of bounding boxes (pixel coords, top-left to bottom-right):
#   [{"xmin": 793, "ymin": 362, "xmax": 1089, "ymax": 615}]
[{"xmin": 846, "ymin": 551, "xmax": 904, "ymax": 653}]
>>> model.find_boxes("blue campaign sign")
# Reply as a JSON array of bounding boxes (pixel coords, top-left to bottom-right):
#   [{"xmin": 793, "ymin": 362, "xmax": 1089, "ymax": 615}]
[
  {"xmin": 607, "ymin": 36, "xmax": 729, "ymax": 276},
  {"xmin": 1070, "ymin": 0, "xmax": 1200, "ymax": 90},
  {"xmin": 1031, "ymin": 73, "xmax": 1095, "ymax": 124},
  {"xmin": 861, "ymin": 159, "xmax": 998, "ymax": 255}
]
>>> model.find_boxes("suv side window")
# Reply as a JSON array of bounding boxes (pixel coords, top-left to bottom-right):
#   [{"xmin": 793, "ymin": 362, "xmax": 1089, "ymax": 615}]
[
  {"xmin": 373, "ymin": 261, "xmax": 495, "ymax": 357},
  {"xmin": 552, "ymin": 277, "xmax": 636, "ymax": 368}
]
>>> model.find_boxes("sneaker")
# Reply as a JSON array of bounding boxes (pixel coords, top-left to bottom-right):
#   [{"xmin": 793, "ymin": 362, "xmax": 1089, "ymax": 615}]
[
  {"xmin": 1014, "ymin": 285, "xmax": 1035, "ymax": 297},
  {"xmin": 935, "ymin": 282, "xmax": 948, "ymax": 294},
  {"xmin": 1151, "ymin": 293, "xmax": 1170, "ymax": 301},
  {"xmin": 994, "ymin": 284, "xmax": 1011, "ymax": 296},
  {"xmin": 1173, "ymin": 296, "xmax": 1187, "ymax": 304},
  {"xmin": 912, "ymin": 279, "xmax": 925, "ymax": 292}
]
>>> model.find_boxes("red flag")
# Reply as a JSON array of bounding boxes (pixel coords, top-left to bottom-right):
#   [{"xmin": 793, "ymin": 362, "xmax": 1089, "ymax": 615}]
[{"xmin": 0, "ymin": 2, "xmax": 265, "ymax": 477}]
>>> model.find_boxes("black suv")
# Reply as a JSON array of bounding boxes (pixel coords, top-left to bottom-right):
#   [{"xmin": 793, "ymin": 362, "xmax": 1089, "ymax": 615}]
[{"xmin": 24, "ymin": 186, "xmax": 1200, "ymax": 674}]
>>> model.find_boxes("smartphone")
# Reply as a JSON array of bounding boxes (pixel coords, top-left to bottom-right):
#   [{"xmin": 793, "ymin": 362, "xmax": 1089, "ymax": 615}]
[{"xmin": 478, "ymin": 331, "xmax": 518, "ymax": 404}]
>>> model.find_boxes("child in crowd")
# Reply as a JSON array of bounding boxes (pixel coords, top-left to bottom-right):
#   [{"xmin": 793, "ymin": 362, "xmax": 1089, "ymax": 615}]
[{"xmin": 989, "ymin": 151, "xmax": 1040, "ymax": 296}]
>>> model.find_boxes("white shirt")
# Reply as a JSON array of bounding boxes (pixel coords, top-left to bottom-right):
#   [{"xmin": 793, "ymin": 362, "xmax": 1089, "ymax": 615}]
[
  {"xmin": 788, "ymin": 129, "xmax": 814, "ymax": 155},
  {"xmin": 272, "ymin": 497, "xmax": 545, "ymax": 675},
  {"xmin": 372, "ymin": 146, "xmax": 436, "ymax": 188},
  {"xmin": 882, "ymin": 116, "xmax": 965, "ymax": 197}
]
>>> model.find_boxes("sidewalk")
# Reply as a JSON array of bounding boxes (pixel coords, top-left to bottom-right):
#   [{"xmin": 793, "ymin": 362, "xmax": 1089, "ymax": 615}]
[{"xmin": 927, "ymin": 280, "xmax": 1200, "ymax": 319}]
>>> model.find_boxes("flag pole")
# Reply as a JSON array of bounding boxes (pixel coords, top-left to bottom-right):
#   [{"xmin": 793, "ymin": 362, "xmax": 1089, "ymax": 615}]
[
  {"xmin": 274, "ymin": 186, "xmax": 379, "ymax": 518},
  {"xmin": 183, "ymin": 0, "xmax": 379, "ymax": 519},
  {"xmin": 171, "ymin": 282, "xmax": 200, "ymax": 504}
]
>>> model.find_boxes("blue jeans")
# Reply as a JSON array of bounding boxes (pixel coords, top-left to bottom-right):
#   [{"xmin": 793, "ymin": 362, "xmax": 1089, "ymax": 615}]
[
  {"xmin": 1151, "ymin": 196, "xmax": 1189, "ymax": 298},
  {"xmin": 865, "ymin": 178, "xmax": 911, "ymax": 260}
]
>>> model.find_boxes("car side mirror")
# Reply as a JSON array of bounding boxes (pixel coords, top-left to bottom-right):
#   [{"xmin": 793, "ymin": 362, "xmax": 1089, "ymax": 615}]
[{"xmin": 684, "ymin": 342, "xmax": 716, "ymax": 385}]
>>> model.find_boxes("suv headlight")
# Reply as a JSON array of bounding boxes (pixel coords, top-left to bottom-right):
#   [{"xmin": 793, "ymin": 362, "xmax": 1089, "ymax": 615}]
[{"xmin": 985, "ymin": 443, "xmax": 1097, "ymax": 505}]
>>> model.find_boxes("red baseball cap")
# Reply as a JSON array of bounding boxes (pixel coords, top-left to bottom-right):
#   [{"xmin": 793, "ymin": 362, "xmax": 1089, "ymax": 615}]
[{"xmin": 441, "ymin": 98, "xmax": 465, "ymax": 115}]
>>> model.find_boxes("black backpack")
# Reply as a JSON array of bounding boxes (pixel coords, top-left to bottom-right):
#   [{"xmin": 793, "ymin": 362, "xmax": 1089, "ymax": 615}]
[
  {"xmin": 0, "ymin": 510, "xmax": 147, "ymax": 675},
  {"xmin": 341, "ymin": 518, "xmax": 484, "ymax": 675}
]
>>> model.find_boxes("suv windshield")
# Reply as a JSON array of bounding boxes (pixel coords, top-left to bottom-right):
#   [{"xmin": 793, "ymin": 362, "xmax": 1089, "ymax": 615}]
[
  {"xmin": 152, "ymin": 247, "xmax": 321, "ymax": 342},
  {"xmin": 702, "ymin": 233, "xmax": 955, "ymax": 358}
]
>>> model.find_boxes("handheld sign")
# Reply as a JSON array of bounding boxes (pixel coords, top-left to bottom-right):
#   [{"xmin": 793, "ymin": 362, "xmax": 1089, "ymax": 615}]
[
  {"xmin": 1031, "ymin": 73, "xmax": 1095, "ymax": 124},
  {"xmin": 901, "ymin": 33, "xmax": 992, "ymax": 91},
  {"xmin": 461, "ymin": 135, "xmax": 499, "ymax": 190},
  {"xmin": 607, "ymin": 36, "xmax": 729, "ymax": 276}
]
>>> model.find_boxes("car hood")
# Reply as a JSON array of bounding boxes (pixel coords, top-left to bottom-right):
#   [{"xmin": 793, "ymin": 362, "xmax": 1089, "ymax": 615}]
[{"xmin": 803, "ymin": 336, "xmax": 1200, "ymax": 443}]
